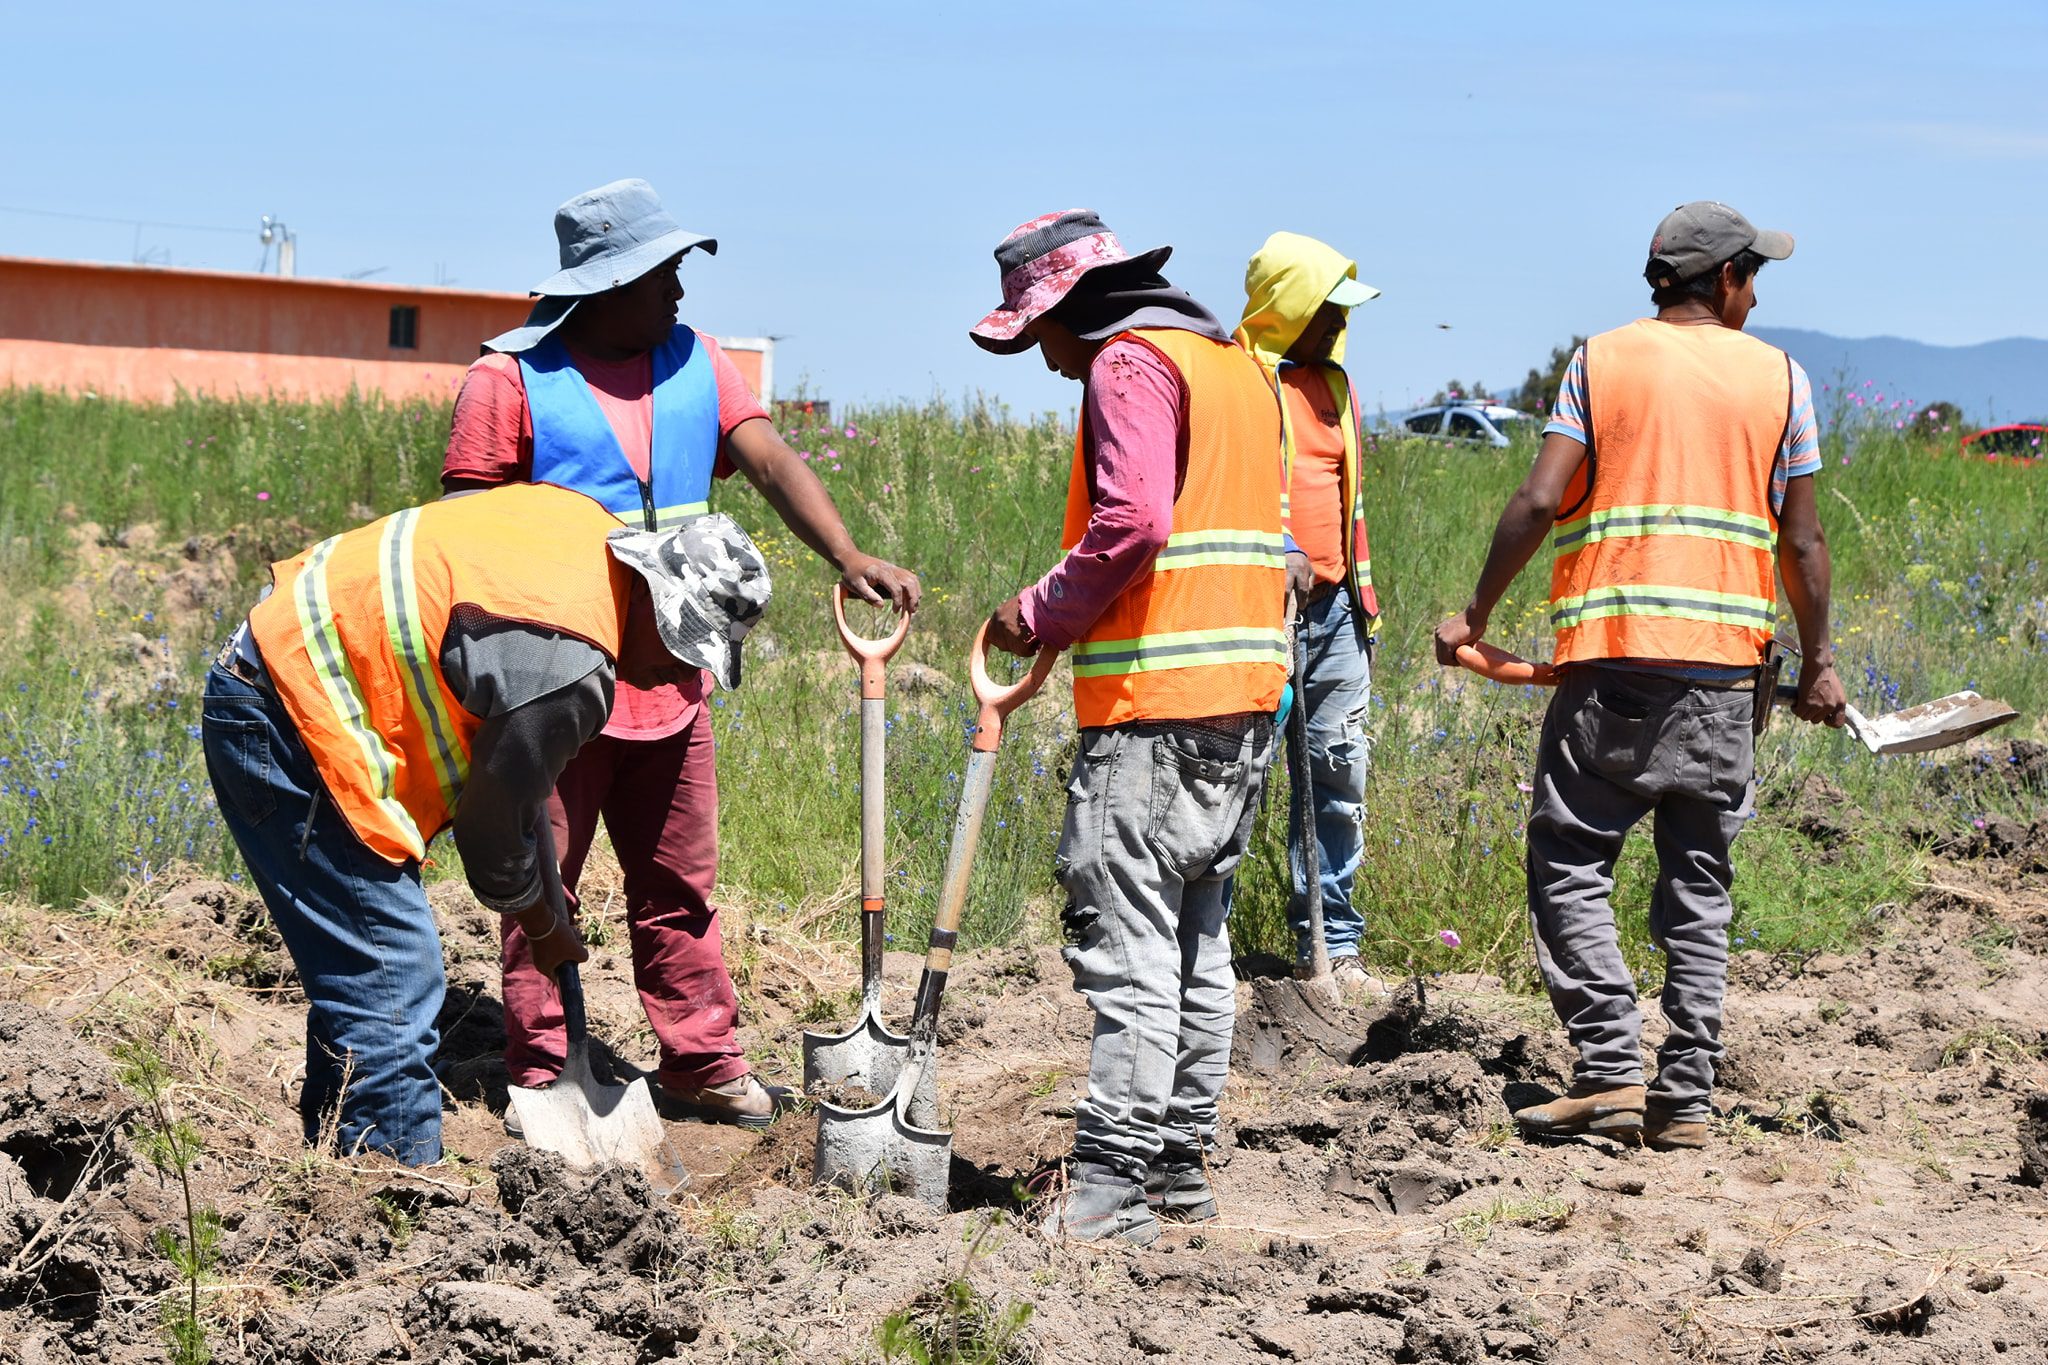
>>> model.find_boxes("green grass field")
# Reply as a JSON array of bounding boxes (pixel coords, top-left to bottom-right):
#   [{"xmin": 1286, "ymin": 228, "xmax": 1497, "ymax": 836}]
[{"xmin": 2, "ymin": 386, "xmax": 2042, "ymax": 988}]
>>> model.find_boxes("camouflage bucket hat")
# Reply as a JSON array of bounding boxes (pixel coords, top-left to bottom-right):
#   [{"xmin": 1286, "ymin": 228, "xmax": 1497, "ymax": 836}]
[{"xmin": 606, "ymin": 514, "xmax": 772, "ymax": 690}]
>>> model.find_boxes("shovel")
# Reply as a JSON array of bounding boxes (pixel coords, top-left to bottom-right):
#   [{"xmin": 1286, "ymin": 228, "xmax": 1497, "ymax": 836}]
[
  {"xmin": 803, "ymin": 584, "xmax": 914, "ymax": 1097},
  {"xmin": 1452, "ymin": 643, "xmax": 2018, "ymax": 754},
  {"xmin": 506, "ymin": 818, "xmax": 668, "ymax": 1173},
  {"xmin": 1285, "ymin": 594, "xmax": 1339, "ymax": 1007},
  {"xmin": 812, "ymin": 622, "xmax": 1055, "ymax": 1208}
]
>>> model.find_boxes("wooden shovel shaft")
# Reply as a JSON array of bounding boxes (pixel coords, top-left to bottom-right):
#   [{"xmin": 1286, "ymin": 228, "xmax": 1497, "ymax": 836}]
[
  {"xmin": 908, "ymin": 747, "xmax": 996, "ymax": 1028},
  {"xmin": 835, "ymin": 583, "xmax": 908, "ymax": 1009},
  {"xmin": 859, "ymin": 696, "xmax": 887, "ymax": 1002}
]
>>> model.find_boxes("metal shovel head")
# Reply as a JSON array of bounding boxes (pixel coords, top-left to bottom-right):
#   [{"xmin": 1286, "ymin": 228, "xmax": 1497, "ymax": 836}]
[
  {"xmin": 1850, "ymin": 691, "xmax": 2019, "ymax": 755},
  {"xmin": 812, "ymin": 1042, "xmax": 950, "ymax": 1209},
  {"xmin": 506, "ymin": 1043, "xmax": 666, "ymax": 1172},
  {"xmin": 802, "ymin": 1005, "xmax": 910, "ymax": 1096}
]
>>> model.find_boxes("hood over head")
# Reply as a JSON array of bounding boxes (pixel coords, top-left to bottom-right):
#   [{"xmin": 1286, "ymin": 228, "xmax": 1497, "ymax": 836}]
[{"xmin": 1234, "ymin": 231, "xmax": 1379, "ymax": 369}]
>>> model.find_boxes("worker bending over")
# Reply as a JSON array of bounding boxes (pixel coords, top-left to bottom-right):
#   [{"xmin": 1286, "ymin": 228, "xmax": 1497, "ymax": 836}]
[{"xmin": 202, "ymin": 485, "xmax": 768, "ymax": 1163}]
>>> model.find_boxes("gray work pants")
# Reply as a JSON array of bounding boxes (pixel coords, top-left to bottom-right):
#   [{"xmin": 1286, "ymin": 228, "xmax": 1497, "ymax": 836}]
[
  {"xmin": 1526, "ymin": 666, "xmax": 1755, "ymax": 1121},
  {"xmin": 1055, "ymin": 716, "xmax": 1273, "ymax": 1181}
]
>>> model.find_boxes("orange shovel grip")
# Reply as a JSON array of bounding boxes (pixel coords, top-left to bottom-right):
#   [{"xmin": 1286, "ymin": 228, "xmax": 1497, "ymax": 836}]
[
  {"xmin": 833, "ymin": 582, "xmax": 911, "ymax": 699},
  {"xmin": 968, "ymin": 622, "xmax": 1056, "ymax": 752},
  {"xmin": 1455, "ymin": 642, "xmax": 1560, "ymax": 687}
]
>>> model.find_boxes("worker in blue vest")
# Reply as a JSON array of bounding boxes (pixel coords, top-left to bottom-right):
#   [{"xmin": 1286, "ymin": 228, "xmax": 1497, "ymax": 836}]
[{"xmin": 445, "ymin": 178, "xmax": 920, "ymax": 1128}]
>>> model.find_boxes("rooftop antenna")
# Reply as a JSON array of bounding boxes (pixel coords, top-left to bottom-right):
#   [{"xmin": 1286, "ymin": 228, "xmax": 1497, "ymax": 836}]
[{"xmin": 258, "ymin": 215, "xmax": 297, "ymax": 277}]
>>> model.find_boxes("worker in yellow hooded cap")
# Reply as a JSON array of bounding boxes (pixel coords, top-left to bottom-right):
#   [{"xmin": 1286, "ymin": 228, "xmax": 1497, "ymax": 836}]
[{"xmin": 1236, "ymin": 232, "xmax": 1385, "ymax": 996}]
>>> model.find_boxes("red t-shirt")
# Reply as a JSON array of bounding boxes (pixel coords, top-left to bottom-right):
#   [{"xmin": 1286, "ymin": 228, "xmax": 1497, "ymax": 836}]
[
  {"xmin": 441, "ymin": 332, "xmax": 770, "ymax": 740},
  {"xmin": 1282, "ymin": 367, "xmax": 1348, "ymax": 586}
]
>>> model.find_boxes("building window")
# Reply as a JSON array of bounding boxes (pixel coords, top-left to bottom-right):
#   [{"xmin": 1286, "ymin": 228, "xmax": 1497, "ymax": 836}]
[{"xmin": 389, "ymin": 306, "xmax": 419, "ymax": 350}]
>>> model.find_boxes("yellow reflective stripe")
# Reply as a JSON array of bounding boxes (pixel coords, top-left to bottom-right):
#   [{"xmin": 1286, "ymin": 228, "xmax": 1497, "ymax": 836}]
[
  {"xmin": 1551, "ymin": 583, "xmax": 1777, "ymax": 630},
  {"xmin": 652, "ymin": 501, "xmax": 708, "ymax": 530},
  {"xmin": 1155, "ymin": 528, "xmax": 1287, "ymax": 572},
  {"xmin": 1352, "ymin": 557, "xmax": 1373, "ymax": 588},
  {"xmin": 294, "ymin": 535, "xmax": 423, "ymax": 859},
  {"xmin": 378, "ymin": 510, "xmax": 465, "ymax": 814},
  {"xmin": 1554, "ymin": 503, "xmax": 1775, "ymax": 554},
  {"xmin": 1072, "ymin": 626, "xmax": 1288, "ymax": 678}
]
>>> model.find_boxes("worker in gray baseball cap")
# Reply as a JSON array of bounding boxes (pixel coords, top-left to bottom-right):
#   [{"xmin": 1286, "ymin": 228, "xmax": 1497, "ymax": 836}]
[{"xmin": 1436, "ymin": 199, "xmax": 1844, "ymax": 1155}]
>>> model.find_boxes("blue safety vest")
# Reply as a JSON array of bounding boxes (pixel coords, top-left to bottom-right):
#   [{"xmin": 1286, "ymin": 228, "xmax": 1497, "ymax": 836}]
[{"xmin": 519, "ymin": 324, "xmax": 720, "ymax": 531}]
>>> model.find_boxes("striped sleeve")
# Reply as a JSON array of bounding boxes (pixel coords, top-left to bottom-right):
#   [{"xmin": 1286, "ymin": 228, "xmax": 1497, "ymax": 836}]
[
  {"xmin": 1771, "ymin": 359, "xmax": 1822, "ymax": 513},
  {"xmin": 1542, "ymin": 346, "xmax": 1590, "ymax": 443}
]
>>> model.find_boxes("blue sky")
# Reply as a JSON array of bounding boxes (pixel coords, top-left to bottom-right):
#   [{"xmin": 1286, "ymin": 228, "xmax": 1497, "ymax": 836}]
[{"xmin": 5, "ymin": 1, "xmax": 2044, "ymax": 417}]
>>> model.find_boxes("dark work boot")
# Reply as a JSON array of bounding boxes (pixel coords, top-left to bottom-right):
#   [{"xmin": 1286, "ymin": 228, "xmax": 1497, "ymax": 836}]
[
  {"xmin": 1145, "ymin": 1146, "xmax": 1219, "ymax": 1223},
  {"xmin": 1040, "ymin": 1162, "xmax": 1160, "ymax": 1246}
]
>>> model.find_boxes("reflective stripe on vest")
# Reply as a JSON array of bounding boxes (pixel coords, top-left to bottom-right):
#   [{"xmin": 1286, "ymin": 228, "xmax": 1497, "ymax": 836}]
[
  {"xmin": 1073, "ymin": 626, "xmax": 1289, "ymax": 678},
  {"xmin": 521, "ymin": 324, "xmax": 720, "ymax": 532},
  {"xmin": 1551, "ymin": 320, "xmax": 1790, "ymax": 668},
  {"xmin": 249, "ymin": 484, "xmax": 631, "ymax": 865},
  {"xmin": 1060, "ymin": 329, "xmax": 1287, "ymax": 727},
  {"xmin": 289, "ymin": 532, "xmax": 426, "ymax": 857},
  {"xmin": 378, "ymin": 508, "xmax": 466, "ymax": 813},
  {"xmin": 1154, "ymin": 528, "xmax": 1287, "ymax": 571},
  {"xmin": 1551, "ymin": 584, "xmax": 1779, "ymax": 631},
  {"xmin": 1554, "ymin": 503, "xmax": 1776, "ymax": 555}
]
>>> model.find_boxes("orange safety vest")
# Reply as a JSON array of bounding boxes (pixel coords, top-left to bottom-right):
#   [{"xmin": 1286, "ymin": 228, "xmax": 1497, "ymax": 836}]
[
  {"xmin": 1062, "ymin": 328, "xmax": 1288, "ymax": 727},
  {"xmin": 1551, "ymin": 320, "xmax": 1792, "ymax": 668},
  {"xmin": 249, "ymin": 484, "xmax": 632, "ymax": 865}
]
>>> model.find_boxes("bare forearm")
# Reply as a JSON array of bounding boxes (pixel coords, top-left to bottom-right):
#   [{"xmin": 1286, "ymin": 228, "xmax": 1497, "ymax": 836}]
[
  {"xmin": 1779, "ymin": 530, "xmax": 1833, "ymax": 664},
  {"xmin": 1464, "ymin": 487, "xmax": 1555, "ymax": 624},
  {"xmin": 748, "ymin": 452, "xmax": 861, "ymax": 571}
]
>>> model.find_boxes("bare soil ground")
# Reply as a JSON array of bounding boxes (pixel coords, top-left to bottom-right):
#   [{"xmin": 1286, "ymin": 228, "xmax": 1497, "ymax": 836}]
[{"xmin": 3, "ymin": 821, "xmax": 2046, "ymax": 1364}]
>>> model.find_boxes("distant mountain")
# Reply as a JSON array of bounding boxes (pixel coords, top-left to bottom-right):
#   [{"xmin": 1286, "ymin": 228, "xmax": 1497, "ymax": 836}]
[{"xmin": 1751, "ymin": 328, "xmax": 2048, "ymax": 426}]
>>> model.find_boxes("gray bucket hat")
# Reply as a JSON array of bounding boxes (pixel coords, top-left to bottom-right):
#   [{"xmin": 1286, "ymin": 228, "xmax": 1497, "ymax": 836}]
[
  {"xmin": 485, "ymin": 178, "xmax": 717, "ymax": 354},
  {"xmin": 606, "ymin": 513, "xmax": 771, "ymax": 691}
]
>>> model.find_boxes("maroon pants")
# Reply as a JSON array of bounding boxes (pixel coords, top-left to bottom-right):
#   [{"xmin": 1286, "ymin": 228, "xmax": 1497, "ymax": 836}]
[{"xmin": 499, "ymin": 715, "xmax": 749, "ymax": 1091}]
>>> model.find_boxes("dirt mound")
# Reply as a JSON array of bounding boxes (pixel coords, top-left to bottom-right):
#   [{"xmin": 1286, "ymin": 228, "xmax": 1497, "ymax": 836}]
[{"xmin": 4, "ymin": 846, "xmax": 2047, "ymax": 1363}]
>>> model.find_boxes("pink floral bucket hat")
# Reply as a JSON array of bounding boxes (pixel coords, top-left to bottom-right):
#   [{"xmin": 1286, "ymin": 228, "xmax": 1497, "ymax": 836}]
[{"xmin": 969, "ymin": 209, "xmax": 1172, "ymax": 354}]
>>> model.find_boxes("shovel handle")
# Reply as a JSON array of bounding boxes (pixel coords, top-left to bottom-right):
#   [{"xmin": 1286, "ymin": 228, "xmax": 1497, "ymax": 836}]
[
  {"xmin": 532, "ymin": 815, "xmax": 588, "ymax": 1046},
  {"xmin": 1455, "ymin": 642, "xmax": 1559, "ymax": 687},
  {"xmin": 834, "ymin": 582, "xmax": 910, "ymax": 700},
  {"xmin": 968, "ymin": 621, "xmax": 1056, "ymax": 754}
]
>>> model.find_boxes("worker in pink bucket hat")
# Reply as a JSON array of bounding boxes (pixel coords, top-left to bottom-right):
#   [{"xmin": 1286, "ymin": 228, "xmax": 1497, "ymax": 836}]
[{"xmin": 972, "ymin": 209, "xmax": 1305, "ymax": 1244}]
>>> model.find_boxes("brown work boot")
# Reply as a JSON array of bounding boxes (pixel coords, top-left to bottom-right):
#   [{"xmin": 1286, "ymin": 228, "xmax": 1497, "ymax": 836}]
[
  {"xmin": 662, "ymin": 1074, "xmax": 791, "ymax": 1130},
  {"xmin": 1329, "ymin": 956, "xmax": 1391, "ymax": 999},
  {"xmin": 1513, "ymin": 1082, "xmax": 1646, "ymax": 1140},
  {"xmin": 1643, "ymin": 1106, "xmax": 1710, "ymax": 1151}
]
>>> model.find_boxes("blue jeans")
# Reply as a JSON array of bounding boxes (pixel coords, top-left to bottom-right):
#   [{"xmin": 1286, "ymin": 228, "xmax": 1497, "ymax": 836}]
[
  {"xmin": 202, "ymin": 664, "xmax": 446, "ymax": 1164},
  {"xmin": 1287, "ymin": 586, "xmax": 1374, "ymax": 967}
]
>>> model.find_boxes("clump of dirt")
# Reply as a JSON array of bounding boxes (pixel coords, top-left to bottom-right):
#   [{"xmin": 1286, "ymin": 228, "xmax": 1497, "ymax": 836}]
[
  {"xmin": 0, "ymin": 1001, "xmax": 135, "ymax": 1201},
  {"xmin": 2022, "ymin": 1092, "xmax": 2048, "ymax": 1187}
]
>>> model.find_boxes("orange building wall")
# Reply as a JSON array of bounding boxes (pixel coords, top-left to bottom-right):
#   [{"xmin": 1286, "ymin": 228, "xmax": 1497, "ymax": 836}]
[
  {"xmin": 0, "ymin": 256, "xmax": 775, "ymax": 406},
  {"xmin": 0, "ymin": 256, "xmax": 531, "ymax": 403}
]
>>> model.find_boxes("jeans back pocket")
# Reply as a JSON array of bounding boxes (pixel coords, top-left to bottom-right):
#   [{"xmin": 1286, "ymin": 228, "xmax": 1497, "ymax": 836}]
[
  {"xmin": 1145, "ymin": 732, "xmax": 1248, "ymax": 876},
  {"xmin": 204, "ymin": 709, "xmax": 278, "ymax": 826}
]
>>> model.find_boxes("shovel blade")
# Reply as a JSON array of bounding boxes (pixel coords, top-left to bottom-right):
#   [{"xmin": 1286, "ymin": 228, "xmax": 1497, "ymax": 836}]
[
  {"xmin": 812, "ymin": 1051, "xmax": 951, "ymax": 1209},
  {"xmin": 801, "ymin": 1007, "xmax": 911, "ymax": 1095},
  {"xmin": 507, "ymin": 1048, "xmax": 667, "ymax": 1172},
  {"xmin": 1857, "ymin": 690, "xmax": 2019, "ymax": 755}
]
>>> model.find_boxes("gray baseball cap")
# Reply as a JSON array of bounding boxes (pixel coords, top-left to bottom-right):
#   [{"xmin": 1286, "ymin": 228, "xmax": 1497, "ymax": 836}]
[
  {"xmin": 1645, "ymin": 202, "xmax": 1794, "ymax": 288},
  {"xmin": 606, "ymin": 514, "xmax": 771, "ymax": 691}
]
